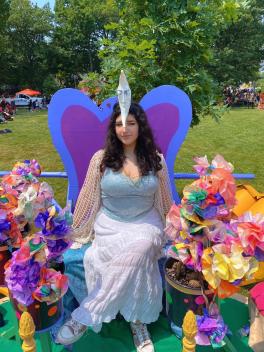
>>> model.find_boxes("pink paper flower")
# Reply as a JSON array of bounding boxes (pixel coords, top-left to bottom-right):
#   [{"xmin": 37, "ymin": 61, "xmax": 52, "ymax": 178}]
[
  {"xmin": 231, "ymin": 212, "xmax": 264, "ymax": 259},
  {"xmin": 193, "ymin": 156, "xmax": 210, "ymax": 176},
  {"xmin": 164, "ymin": 204, "xmax": 182, "ymax": 240},
  {"xmin": 211, "ymin": 155, "xmax": 234, "ymax": 173}
]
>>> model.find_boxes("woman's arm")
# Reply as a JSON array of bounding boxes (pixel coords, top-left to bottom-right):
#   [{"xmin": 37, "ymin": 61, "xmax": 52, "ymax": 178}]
[
  {"xmin": 154, "ymin": 154, "xmax": 173, "ymax": 225},
  {"xmin": 158, "ymin": 155, "xmax": 174, "ymax": 217},
  {"xmin": 71, "ymin": 150, "xmax": 104, "ymax": 246}
]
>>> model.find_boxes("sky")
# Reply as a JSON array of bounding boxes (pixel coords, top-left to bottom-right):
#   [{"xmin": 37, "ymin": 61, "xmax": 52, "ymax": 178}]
[{"xmin": 35, "ymin": 0, "xmax": 55, "ymax": 10}]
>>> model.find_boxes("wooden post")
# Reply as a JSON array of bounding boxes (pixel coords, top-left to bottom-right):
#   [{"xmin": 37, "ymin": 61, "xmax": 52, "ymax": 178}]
[
  {"xmin": 182, "ymin": 310, "xmax": 197, "ymax": 352},
  {"xmin": 19, "ymin": 311, "xmax": 36, "ymax": 352}
]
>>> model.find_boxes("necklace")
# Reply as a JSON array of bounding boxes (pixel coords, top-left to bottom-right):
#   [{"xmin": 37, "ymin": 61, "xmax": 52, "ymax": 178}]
[
  {"xmin": 120, "ymin": 170, "xmax": 143, "ymax": 188},
  {"xmin": 122, "ymin": 168, "xmax": 141, "ymax": 180}
]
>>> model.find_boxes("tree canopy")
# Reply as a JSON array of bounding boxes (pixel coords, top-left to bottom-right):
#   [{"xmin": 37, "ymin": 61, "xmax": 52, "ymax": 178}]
[
  {"xmin": 97, "ymin": 0, "xmax": 248, "ymax": 123},
  {"xmin": 209, "ymin": 0, "xmax": 264, "ymax": 87},
  {"xmin": 0, "ymin": 0, "xmax": 263, "ymax": 123}
]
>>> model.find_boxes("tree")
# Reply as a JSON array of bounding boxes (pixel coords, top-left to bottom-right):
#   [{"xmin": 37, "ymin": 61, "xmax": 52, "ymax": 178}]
[
  {"xmin": 42, "ymin": 74, "xmax": 63, "ymax": 96},
  {"xmin": 209, "ymin": 0, "xmax": 264, "ymax": 87},
  {"xmin": 0, "ymin": 0, "xmax": 9, "ymax": 32},
  {"xmin": 51, "ymin": 0, "xmax": 118, "ymax": 86},
  {"xmin": 96, "ymin": 0, "xmax": 243, "ymax": 124},
  {"xmin": 0, "ymin": 0, "xmax": 10, "ymax": 91},
  {"xmin": 4, "ymin": 0, "xmax": 53, "ymax": 90}
]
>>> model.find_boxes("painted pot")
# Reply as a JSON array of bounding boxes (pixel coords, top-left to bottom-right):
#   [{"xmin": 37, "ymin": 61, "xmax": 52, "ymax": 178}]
[
  {"xmin": 48, "ymin": 260, "xmax": 65, "ymax": 274},
  {"xmin": 11, "ymin": 295, "xmax": 63, "ymax": 332},
  {"xmin": 165, "ymin": 257, "xmax": 214, "ymax": 327},
  {"xmin": 0, "ymin": 246, "xmax": 11, "ymax": 287}
]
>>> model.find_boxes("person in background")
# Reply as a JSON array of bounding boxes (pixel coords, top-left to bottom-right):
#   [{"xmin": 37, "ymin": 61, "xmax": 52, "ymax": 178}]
[{"xmin": 28, "ymin": 99, "xmax": 32, "ymax": 112}]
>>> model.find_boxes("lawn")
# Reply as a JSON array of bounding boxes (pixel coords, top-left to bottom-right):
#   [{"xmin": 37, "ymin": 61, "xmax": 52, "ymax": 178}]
[{"xmin": 0, "ymin": 107, "xmax": 263, "ymax": 206}]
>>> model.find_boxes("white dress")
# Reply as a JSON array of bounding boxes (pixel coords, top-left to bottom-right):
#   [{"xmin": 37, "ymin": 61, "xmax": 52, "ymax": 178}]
[{"xmin": 72, "ymin": 169, "xmax": 165, "ymax": 332}]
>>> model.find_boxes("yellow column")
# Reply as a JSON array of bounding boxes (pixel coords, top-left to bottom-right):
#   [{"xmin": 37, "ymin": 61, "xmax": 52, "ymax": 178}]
[
  {"xmin": 182, "ymin": 310, "xmax": 197, "ymax": 352},
  {"xmin": 19, "ymin": 311, "xmax": 36, "ymax": 352}
]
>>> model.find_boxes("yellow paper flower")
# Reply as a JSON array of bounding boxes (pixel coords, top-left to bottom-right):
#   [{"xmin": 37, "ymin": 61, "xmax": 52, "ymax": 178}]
[{"xmin": 202, "ymin": 245, "xmax": 258, "ymax": 289}]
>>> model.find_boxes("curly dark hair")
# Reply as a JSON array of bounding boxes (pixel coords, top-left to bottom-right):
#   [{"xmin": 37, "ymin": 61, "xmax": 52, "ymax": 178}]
[{"xmin": 100, "ymin": 102, "xmax": 162, "ymax": 175}]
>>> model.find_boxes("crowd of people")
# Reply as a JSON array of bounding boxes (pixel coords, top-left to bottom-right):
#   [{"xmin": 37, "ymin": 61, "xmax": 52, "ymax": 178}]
[
  {"xmin": 0, "ymin": 95, "xmax": 51, "ymax": 124},
  {"xmin": 0, "ymin": 98, "xmax": 16, "ymax": 123},
  {"xmin": 223, "ymin": 86, "xmax": 260, "ymax": 108}
]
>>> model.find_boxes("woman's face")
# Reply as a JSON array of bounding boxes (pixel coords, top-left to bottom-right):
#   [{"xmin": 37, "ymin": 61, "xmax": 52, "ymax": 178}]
[{"xmin": 115, "ymin": 114, "xmax": 139, "ymax": 147}]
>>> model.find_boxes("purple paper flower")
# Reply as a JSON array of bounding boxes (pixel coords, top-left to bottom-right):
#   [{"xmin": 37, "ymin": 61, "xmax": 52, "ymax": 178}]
[
  {"xmin": 0, "ymin": 215, "xmax": 11, "ymax": 244},
  {"xmin": 35, "ymin": 208, "xmax": 72, "ymax": 238},
  {"xmin": 5, "ymin": 253, "xmax": 42, "ymax": 306},
  {"xmin": 214, "ymin": 193, "xmax": 225, "ymax": 206},
  {"xmin": 0, "ymin": 219, "xmax": 11, "ymax": 232},
  {"xmin": 196, "ymin": 306, "xmax": 228, "ymax": 346},
  {"xmin": 34, "ymin": 211, "xmax": 50, "ymax": 232},
  {"xmin": 52, "ymin": 218, "xmax": 70, "ymax": 236},
  {"xmin": 255, "ymin": 247, "xmax": 264, "ymax": 261},
  {"xmin": 46, "ymin": 238, "xmax": 72, "ymax": 259}
]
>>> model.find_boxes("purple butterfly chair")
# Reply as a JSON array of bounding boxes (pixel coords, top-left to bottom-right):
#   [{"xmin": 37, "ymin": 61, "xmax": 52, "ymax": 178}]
[
  {"xmin": 47, "ymin": 86, "xmax": 250, "ymax": 351},
  {"xmin": 47, "ymin": 85, "xmax": 192, "ymax": 342},
  {"xmin": 48, "ymin": 85, "xmax": 192, "ymax": 206}
]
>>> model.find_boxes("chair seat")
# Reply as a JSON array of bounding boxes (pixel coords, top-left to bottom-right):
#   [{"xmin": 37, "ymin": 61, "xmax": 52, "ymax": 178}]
[
  {"xmin": 1, "ymin": 338, "xmax": 22, "ymax": 352},
  {"xmin": 1, "ymin": 296, "xmax": 253, "ymax": 352},
  {"xmin": 0, "ymin": 298, "xmax": 19, "ymax": 341}
]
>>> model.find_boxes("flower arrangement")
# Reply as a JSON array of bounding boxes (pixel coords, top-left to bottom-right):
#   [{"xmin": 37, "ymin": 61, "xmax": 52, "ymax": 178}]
[
  {"xmin": 5, "ymin": 235, "xmax": 69, "ymax": 306},
  {"xmin": 165, "ymin": 155, "xmax": 264, "ymax": 346},
  {"xmin": 35, "ymin": 205, "xmax": 73, "ymax": 262},
  {"xmin": 0, "ymin": 160, "xmax": 53, "ymax": 248},
  {"xmin": 1, "ymin": 160, "xmax": 72, "ymax": 306},
  {"xmin": 5, "ymin": 205, "xmax": 72, "ymax": 306}
]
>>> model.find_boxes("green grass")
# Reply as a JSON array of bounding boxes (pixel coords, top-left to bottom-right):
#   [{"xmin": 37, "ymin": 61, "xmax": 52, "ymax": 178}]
[
  {"xmin": 0, "ymin": 107, "xmax": 263, "ymax": 206},
  {"xmin": 0, "ymin": 109, "xmax": 68, "ymax": 206},
  {"xmin": 175, "ymin": 107, "xmax": 264, "ymax": 195}
]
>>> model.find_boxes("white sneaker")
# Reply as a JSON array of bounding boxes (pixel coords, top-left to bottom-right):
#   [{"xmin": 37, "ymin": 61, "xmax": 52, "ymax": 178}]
[
  {"xmin": 130, "ymin": 322, "xmax": 155, "ymax": 352},
  {"xmin": 56, "ymin": 318, "xmax": 87, "ymax": 345}
]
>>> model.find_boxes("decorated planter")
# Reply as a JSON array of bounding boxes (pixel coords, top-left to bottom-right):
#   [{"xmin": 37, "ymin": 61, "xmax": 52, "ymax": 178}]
[
  {"xmin": 163, "ymin": 155, "xmax": 264, "ymax": 347},
  {"xmin": 165, "ymin": 258, "xmax": 214, "ymax": 328},
  {"xmin": 47, "ymin": 260, "xmax": 65, "ymax": 274},
  {"xmin": 10, "ymin": 294, "xmax": 63, "ymax": 332},
  {"xmin": 0, "ymin": 246, "xmax": 11, "ymax": 286}
]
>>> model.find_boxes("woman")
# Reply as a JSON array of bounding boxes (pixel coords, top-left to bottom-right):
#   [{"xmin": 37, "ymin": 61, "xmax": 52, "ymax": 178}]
[{"xmin": 57, "ymin": 102, "xmax": 173, "ymax": 352}]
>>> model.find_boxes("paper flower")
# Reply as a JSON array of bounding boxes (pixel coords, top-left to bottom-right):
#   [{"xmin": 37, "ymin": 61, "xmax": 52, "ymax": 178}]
[
  {"xmin": 203, "ymin": 220, "xmax": 226, "ymax": 243},
  {"xmin": 196, "ymin": 303, "xmax": 228, "ymax": 347},
  {"xmin": 193, "ymin": 156, "xmax": 210, "ymax": 176},
  {"xmin": 165, "ymin": 204, "xmax": 185, "ymax": 240},
  {"xmin": 0, "ymin": 211, "xmax": 11, "ymax": 245},
  {"xmin": 168, "ymin": 241, "xmax": 204, "ymax": 271},
  {"xmin": 46, "ymin": 238, "xmax": 72, "ymax": 260},
  {"xmin": 11, "ymin": 160, "xmax": 41, "ymax": 178},
  {"xmin": 35, "ymin": 206, "xmax": 73, "ymax": 238},
  {"xmin": 5, "ymin": 235, "xmax": 68, "ymax": 306},
  {"xmin": 211, "ymin": 155, "xmax": 234, "ymax": 173},
  {"xmin": 14, "ymin": 185, "xmax": 38, "ymax": 221},
  {"xmin": 33, "ymin": 267, "xmax": 68, "ymax": 304},
  {"xmin": 209, "ymin": 168, "xmax": 236, "ymax": 209},
  {"xmin": 6, "ymin": 213, "xmax": 23, "ymax": 247},
  {"xmin": 231, "ymin": 212, "xmax": 264, "ymax": 260},
  {"xmin": 5, "ymin": 245, "xmax": 43, "ymax": 305},
  {"xmin": 36, "ymin": 182, "xmax": 54, "ymax": 205},
  {"xmin": 0, "ymin": 193, "xmax": 18, "ymax": 212},
  {"xmin": 201, "ymin": 244, "xmax": 258, "ymax": 290}
]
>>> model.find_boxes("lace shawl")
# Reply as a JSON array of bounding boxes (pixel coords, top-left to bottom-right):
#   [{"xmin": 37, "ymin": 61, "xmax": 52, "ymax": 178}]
[{"xmin": 71, "ymin": 149, "xmax": 173, "ymax": 247}]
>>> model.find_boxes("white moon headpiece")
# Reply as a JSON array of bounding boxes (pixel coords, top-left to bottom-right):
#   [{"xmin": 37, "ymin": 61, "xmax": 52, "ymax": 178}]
[{"xmin": 116, "ymin": 70, "xmax": 131, "ymax": 127}]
